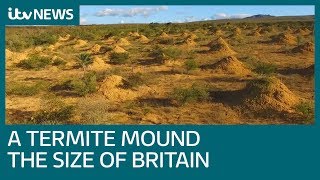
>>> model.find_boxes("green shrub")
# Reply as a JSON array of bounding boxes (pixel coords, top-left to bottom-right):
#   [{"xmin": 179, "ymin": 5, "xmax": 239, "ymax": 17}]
[
  {"xmin": 100, "ymin": 46, "xmax": 113, "ymax": 53},
  {"xmin": 32, "ymin": 105, "xmax": 74, "ymax": 124},
  {"xmin": 149, "ymin": 45, "xmax": 166, "ymax": 64},
  {"xmin": 159, "ymin": 38, "xmax": 175, "ymax": 45},
  {"xmin": 7, "ymin": 81, "xmax": 48, "ymax": 96},
  {"xmin": 123, "ymin": 73, "xmax": 146, "ymax": 88},
  {"xmin": 77, "ymin": 53, "xmax": 93, "ymax": 71},
  {"xmin": 110, "ymin": 52, "xmax": 130, "ymax": 64},
  {"xmin": 6, "ymin": 38, "xmax": 32, "ymax": 52},
  {"xmin": 295, "ymin": 102, "xmax": 314, "ymax": 123},
  {"xmin": 254, "ymin": 62, "xmax": 277, "ymax": 75},
  {"xmin": 149, "ymin": 46, "xmax": 182, "ymax": 64},
  {"xmin": 184, "ymin": 59, "xmax": 198, "ymax": 72},
  {"xmin": 163, "ymin": 47, "xmax": 182, "ymax": 60},
  {"xmin": 246, "ymin": 77, "xmax": 274, "ymax": 98},
  {"xmin": 58, "ymin": 72, "xmax": 97, "ymax": 96},
  {"xmin": 52, "ymin": 58, "xmax": 67, "ymax": 67},
  {"xmin": 17, "ymin": 55, "xmax": 51, "ymax": 70},
  {"xmin": 170, "ymin": 84, "xmax": 210, "ymax": 105},
  {"xmin": 32, "ymin": 33, "xmax": 58, "ymax": 46}
]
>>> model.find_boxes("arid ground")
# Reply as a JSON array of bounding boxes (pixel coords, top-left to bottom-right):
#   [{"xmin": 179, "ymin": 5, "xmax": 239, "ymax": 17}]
[{"xmin": 5, "ymin": 16, "xmax": 314, "ymax": 124}]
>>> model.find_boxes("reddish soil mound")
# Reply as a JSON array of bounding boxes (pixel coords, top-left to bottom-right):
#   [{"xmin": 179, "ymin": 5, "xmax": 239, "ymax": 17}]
[
  {"xmin": 112, "ymin": 45, "xmax": 127, "ymax": 53},
  {"xmin": 116, "ymin": 38, "xmax": 130, "ymax": 46},
  {"xmin": 208, "ymin": 37, "xmax": 237, "ymax": 55},
  {"xmin": 243, "ymin": 77, "xmax": 300, "ymax": 112},
  {"xmin": 211, "ymin": 56, "xmax": 251, "ymax": 75},
  {"xmin": 271, "ymin": 33, "xmax": 297, "ymax": 45}
]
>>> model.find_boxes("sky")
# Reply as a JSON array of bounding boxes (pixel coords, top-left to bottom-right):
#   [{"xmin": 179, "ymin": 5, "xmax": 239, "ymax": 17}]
[{"xmin": 80, "ymin": 5, "xmax": 314, "ymax": 25}]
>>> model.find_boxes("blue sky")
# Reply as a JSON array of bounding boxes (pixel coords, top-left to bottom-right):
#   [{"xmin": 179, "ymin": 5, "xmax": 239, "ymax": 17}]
[{"xmin": 80, "ymin": 5, "xmax": 314, "ymax": 25}]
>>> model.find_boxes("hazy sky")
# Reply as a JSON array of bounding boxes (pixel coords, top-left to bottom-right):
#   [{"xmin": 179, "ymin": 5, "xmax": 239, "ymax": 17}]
[{"xmin": 80, "ymin": 5, "xmax": 314, "ymax": 25}]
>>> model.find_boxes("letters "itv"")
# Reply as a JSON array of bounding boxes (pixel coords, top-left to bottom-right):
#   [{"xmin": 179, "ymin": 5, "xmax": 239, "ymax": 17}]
[{"xmin": 8, "ymin": 7, "xmax": 74, "ymax": 20}]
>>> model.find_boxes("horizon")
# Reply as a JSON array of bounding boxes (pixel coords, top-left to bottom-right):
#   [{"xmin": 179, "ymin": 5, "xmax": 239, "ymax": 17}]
[{"xmin": 80, "ymin": 5, "xmax": 314, "ymax": 25}]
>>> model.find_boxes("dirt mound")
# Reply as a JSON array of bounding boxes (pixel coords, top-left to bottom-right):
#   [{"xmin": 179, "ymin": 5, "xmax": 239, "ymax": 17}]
[
  {"xmin": 99, "ymin": 75, "xmax": 137, "ymax": 102},
  {"xmin": 138, "ymin": 35, "xmax": 150, "ymax": 43},
  {"xmin": 183, "ymin": 38, "xmax": 196, "ymax": 46},
  {"xmin": 160, "ymin": 32, "xmax": 170, "ymax": 38},
  {"xmin": 105, "ymin": 36, "xmax": 116, "ymax": 44},
  {"xmin": 112, "ymin": 45, "xmax": 127, "ymax": 53},
  {"xmin": 285, "ymin": 26, "xmax": 293, "ymax": 33},
  {"xmin": 271, "ymin": 33, "xmax": 297, "ymax": 45},
  {"xmin": 249, "ymin": 30, "xmax": 261, "ymax": 37},
  {"xmin": 58, "ymin": 34, "xmax": 71, "ymax": 41},
  {"xmin": 116, "ymin": 38, "xmax": 130, "ymax": 46},
  {"xmin": 132, "ymin": 32, "xmax": 140, "ymax": 37},
  {"xmin": 292, "ymin": 42, "xmax": 314, "ymax": 53},
  {"xmin": 5, "ymin": 49, "xmax": 28, "ymax": 67},
  {"xmin": 5, "ymin": 49, "xmax": 13, "ymax": 59},
  {"xmin": 210, "ymin": 56, "xmax": 251, "ymax": 75},
  {"xmin": 187, "ymin": 33, "xmax": 198, "ymax": 40},
  {"xmin": 294, "ymin": 28, "xmax": 311, "ymax": 36},
  {"xmin": 213, "ymin": 29, "xmax": 223, "ymax": 36},
  {"xmin": 182, "ymin": 32, "xmax": 190, "ymax": 38},
  {"xmin": 74, "ymin": 39, "xmax": 88, "ymax": 48},
  {"xmin": 88, "ymin": 57, "xmax": 110, "ymax": 71},
  {"xmin": 47, "ymin": 42, "xmax": 62, "ymax": 51},
  {"xmin": 233, "ymin": 27, "xmax": 242, "ymax": 35},
  {"xmin": 243, "ymin": 77, "xmax": 300, "ymax": 112},
  {"xmin": 90, "ymin": 44, "xmax": 101, "ymax": 54},
  {"xmin": 208, "ymin": 37, "xmax": 237, "ymax": 55}
]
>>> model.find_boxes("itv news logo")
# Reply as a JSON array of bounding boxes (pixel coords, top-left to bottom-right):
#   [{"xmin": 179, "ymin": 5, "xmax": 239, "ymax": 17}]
[{"xmin": 8, "ymin": 7, "xmax": 74, "ymax": 20}]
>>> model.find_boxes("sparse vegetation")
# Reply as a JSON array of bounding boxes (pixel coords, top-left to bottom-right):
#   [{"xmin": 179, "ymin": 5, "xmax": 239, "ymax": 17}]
[
  {"xmin": 123, "ymin": 73, "xmax": 146, "ymax": 88},
  {"xmin": 32, "ymin": 33, "xmax": 58, "ymax": 46},
  {"xmin": 52, "ymin": 57, "xmax": 67, "ymax": 67},
  {"xmin": 55, "ymin": 72, "xmax": 97, "ymax": 96},
  {"xmin": 184, "ymin": 59, "xmax": 199, "ymax": 72},
  {"xmin": 150, "ymin": 45, "xmax": 166, "ymax": 64},
  {"xmin": 295, "ymin": 102, "xmax": 314, "ymax": 123},
  {"xmin": 77, "ymin": 53, "xmax": 93, "ymax": 71},
  {"xmin": 31, "ymin": 98, "xmax": 74, "ymax": 124},
  {"xmin": 170, "ymin": 84, "xmax": 210, "ymax": 105},
  {"xmin": 163, "ymin": 47, "xmax": 183, "ymax": 60},
  {"xmin": 17, "ymin": 55, "xmax": 51, "ymax": 70},
  {"xmin": 254, "ymin": 62, "xmax": 277, "ymax": 75},
  {"xmin": 7, "ymin": 81, "xmax": 48, "ymax": 96},
  {"xmin": 110, "ymin": 52, "xmax": 130, "ymax": 64}
]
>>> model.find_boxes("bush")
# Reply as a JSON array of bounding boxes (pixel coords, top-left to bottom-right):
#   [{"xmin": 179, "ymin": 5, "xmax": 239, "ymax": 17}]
[
  {"xmin": 184, "ymin": 59, "xmax": 198, "ymax": 72},
  {"xmin": 163, "ymin": 47, "xmax": 182, "ymax": 60},
  {"xmin": 70, "ymin": 72, "xmax": 97, "ymax": 96},
  {"xmin": 254, "ymin": 62, "xmax": 277, "ymax": 75},
  {"xmin": 110, "ymin": 52, "xmax": 130, "ymax": 64},
  {"xmin": 149, "ymin": 46, "xmax": 182, "ymax": 64},
  {"xmin": 32, "ymin": 106, "xmax": 74, "ymax": 124},
  {"xmin": 32, "ymin": 33, "xmax": 58, "ymax": 46},
  {"xmin": 17, "ymin": 55, "xmax": 51, "ymax": 70},
  {"xmin": 170, "ymin": 84, "xmax": 209, "ymax": 105},
  {"xmin": 123, "ymin": 73, "xmax": 146, "ymax": 88},
  {"xmin": 149, "ymin": 45, "xmax": 165, "ymax": 64},
  {"xmin": 77, "ymin": 53, "xmax": 93, "ymax": 71},
  {"xmin": 295, "ymin": 102, "xmax": 314, "ymax": 123},
  {"xmin": 52, "ymin": 57, "xmax": 67, "ymax": 67},
  {"xmin": 7, "ymin": 81, "xmax": 48, "ymax": 96},
  {"xmin": 159, "ymin": 38, "xmax": 175, "ymax": 45},
  {"xmin": 54, "ymin": 72, "xmax": 97, "ymax": 96}
]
